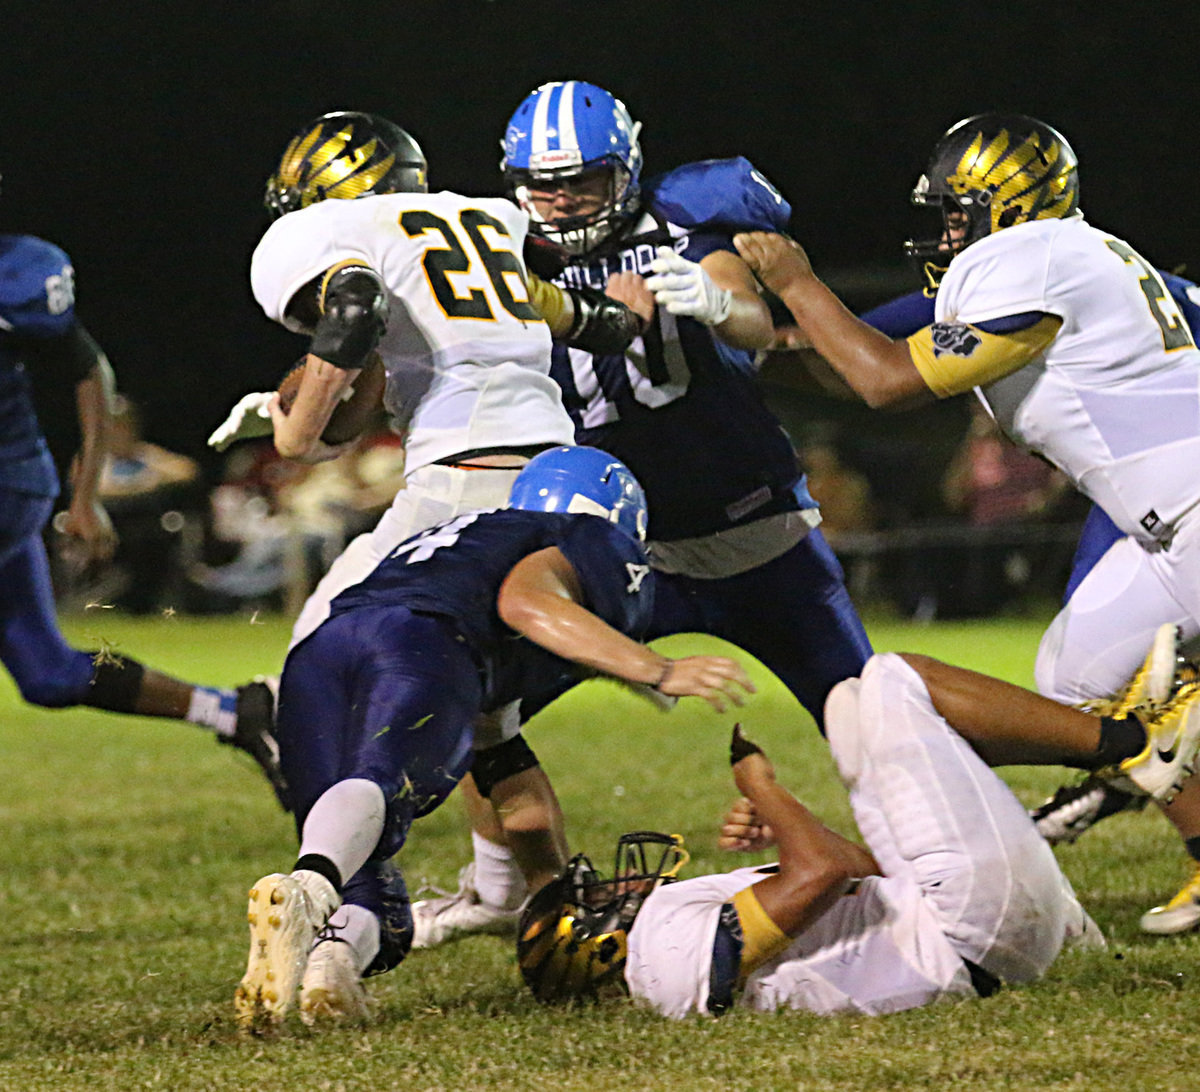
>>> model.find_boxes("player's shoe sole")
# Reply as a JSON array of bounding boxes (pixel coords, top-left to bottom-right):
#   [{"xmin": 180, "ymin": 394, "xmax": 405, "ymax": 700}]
[
  {"xmin": 235, "ymin": 871, "xmax": 338, "ymax": 1030},
  {"xmin": 1030, "ymin": 774, "xmax": 1147, "ymax": 845}
]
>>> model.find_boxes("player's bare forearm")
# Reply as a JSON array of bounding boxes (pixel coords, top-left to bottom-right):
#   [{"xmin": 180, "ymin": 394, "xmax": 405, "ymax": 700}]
[
  {"xmin": 734, "ymin": 232, "xmax": 929, "ymax": 407},
  {"xmin": 497, "ymin": 548, "xmax": 754, "ymax": 710},
  {"xmin": 733, "ymin": 749, "xmax": 873, "ymax": 936},
  {"xmin": 702, "ymin": 251, "xmax": 775, "ymax": 350},
  {"xmin": 269, "ymin": 352, "xmax": 359, "ymax": 461}
]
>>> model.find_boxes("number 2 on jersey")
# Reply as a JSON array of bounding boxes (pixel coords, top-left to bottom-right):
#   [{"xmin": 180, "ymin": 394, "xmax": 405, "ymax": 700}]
[
  {"xmin": 1106, "ymin": 239, "xmax": 1195, "ymax": 351},
  {"xmin": 400, "ymin": 208, "xmax": 541, "ymax": 324}
]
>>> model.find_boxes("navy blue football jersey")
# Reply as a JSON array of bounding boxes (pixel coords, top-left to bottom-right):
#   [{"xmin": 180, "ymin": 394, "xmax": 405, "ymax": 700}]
[
  {"xmin": 328, "ymin": 508, "xmax": 654, "ymax": 708},
  {"xmin": 0, "ymin": 235, "xmax": 76, "ymax": 497},
  {"xmin": 548, "ymin": 158, "xmax": 815, "ymax": 541}
]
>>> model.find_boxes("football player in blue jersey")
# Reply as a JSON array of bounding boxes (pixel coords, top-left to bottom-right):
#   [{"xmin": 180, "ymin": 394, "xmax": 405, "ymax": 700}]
[
  {"xmin": 407, "ymin": 80, "xmax": 874, "ymax": 948},
  {"xmin": 0, "ymin": 184, "xmax": 287, "ymax": 807},
  {"xmin": 233, "ymin": 446, "xmax": 753, "ymax": 1029}
]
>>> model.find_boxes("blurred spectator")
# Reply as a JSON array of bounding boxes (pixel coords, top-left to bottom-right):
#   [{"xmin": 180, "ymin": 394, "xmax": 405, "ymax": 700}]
[
  {"xmin": 187, "ymin": 430, "xmax": 407, "ymax": 615},
  {"xmin": 935, "ymin": 402, "xmax": 1077, "ymax": 617},
  {"xmin": 56, "ymin": 394, "xmax": 204, "ymax": 613},
  {"xmin": 798, "ymin": 425, "xmax": 877, "ymax": 540}
]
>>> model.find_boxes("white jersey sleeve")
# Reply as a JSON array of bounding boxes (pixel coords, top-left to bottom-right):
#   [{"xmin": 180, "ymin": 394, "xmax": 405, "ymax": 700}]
[
  {"xmin": 624, "ymin": 866, "xmax": 973, "ymax": 1019},
  {"xmin": 936, "ymin": 216, "xmax": 1200, "ymax": 543},
  {"xmin": 624, "ymin": 867, "xmax": 764, "ymax": 1018},
  {"xmin": 249, "ymin": 192, "xmax": 575, "ymax": 473}
]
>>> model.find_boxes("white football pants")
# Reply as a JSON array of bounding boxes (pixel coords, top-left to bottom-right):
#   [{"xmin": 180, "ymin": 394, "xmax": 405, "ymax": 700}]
[
  {"xmin": 1035, "ymin": 509, "xmax": 1200, "ymax": 705},
  {"xmin": 826, "ymin": 653, "xmax": 1086, "ymax": 984}
]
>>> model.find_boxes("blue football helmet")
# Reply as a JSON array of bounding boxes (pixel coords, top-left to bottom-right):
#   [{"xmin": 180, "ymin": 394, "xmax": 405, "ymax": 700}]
[
  {"xmin": 509, "ymin": 446, "xmax": 648, "ymax": 543},
  {"xmin": 501, "ymin": 81, "xmax": 643, "ymax": 254}
]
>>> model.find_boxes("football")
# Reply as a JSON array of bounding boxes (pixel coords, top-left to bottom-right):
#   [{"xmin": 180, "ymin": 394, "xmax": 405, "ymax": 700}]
[{"xmin": 277, "ymin": 352, "xmax": 387, "ymax": 444}]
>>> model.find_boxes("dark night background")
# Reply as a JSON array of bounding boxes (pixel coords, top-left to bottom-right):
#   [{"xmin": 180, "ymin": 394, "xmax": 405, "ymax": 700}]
[{"xmin": 2, "ymin": 0, "xmax": 1197, "ymax": 475}]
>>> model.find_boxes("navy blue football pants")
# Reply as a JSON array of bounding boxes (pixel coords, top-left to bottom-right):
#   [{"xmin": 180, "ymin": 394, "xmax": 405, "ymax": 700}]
[
  {"xmin": 278, "ymin": 606, "xmax": 481, "ymax": 965},
  {"xmin": 647, "ymin": 527, "xmax": 872, "ymax": 732}
]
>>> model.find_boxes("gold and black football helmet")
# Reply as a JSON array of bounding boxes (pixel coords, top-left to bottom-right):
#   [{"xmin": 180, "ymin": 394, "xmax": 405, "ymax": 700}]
[
  {"xmin": 264, "ymin": 111, "xmax": 428, "ymax": 219},
  {"xmin": 517, "ymin": 832, "xmax": 688, "ymax": 1004},
  {"xmin": 904, "ymin": 113, "xmax": 1080, "ymax": 290}
]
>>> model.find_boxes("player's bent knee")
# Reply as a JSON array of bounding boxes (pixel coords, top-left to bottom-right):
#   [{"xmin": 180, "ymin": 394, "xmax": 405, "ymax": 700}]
[
  {"xmin": 824, "ymin": 676, "xmax": 864, "ymax": 784},
  {"xmin": 471, "ymin": 734, "xmax": 540, "ymax": 798}
]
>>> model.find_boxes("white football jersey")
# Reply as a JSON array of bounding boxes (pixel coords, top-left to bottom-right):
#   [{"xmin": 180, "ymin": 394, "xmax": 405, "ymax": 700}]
[
  {"xmin": 936, "ymin": 216, "xmax": 1200, "ymax": 544},
  {"xmin": 250, "ymin": 192, "xmax": 574, "ymax": 473},
  {"xmin": 624, "ymin": 866, "xmax": 973, "ymax": 1019}
]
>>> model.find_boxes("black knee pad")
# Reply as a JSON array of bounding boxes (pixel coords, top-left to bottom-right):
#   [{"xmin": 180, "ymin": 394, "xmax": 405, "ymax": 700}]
[
  {"xmin": 86, "ymin": 655, "xmax": 146, "ymax": 713},
  {"xmin": 471, "ymin": 734, "xmax": 540, "ymax": 798}
]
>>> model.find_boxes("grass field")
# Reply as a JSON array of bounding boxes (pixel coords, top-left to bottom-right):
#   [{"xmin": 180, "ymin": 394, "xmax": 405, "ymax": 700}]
[{"xmin": 2, "ymin": 607, "xmax": 1199, "ymax": 1090}]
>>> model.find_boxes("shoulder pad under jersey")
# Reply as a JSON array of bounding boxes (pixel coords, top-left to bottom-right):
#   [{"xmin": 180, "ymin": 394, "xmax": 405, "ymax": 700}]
[{"xmin": 643, "ymin": 157, "xmax": 791, "ymax": 234}]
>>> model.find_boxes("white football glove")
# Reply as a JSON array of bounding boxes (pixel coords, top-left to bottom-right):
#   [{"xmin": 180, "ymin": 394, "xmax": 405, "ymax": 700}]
[
  {"xmin": 645, "ymin": 245, "xmax": 733, "ymax": 326},
  {"xmin": 207, "ymin": 391, "xmax": 276, "ymax": 451}
]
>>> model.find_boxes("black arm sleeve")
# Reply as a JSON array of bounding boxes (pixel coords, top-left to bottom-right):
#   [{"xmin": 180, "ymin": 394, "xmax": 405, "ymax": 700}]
[
  {"xmin": 20, "ymin": 322, "xmax": 104, "ymax": 384},
  {"xmin": 309, "ymin": 267, "xmax": 389, "ymax": 369},
  {"xmin": 561, "ymin": 285, "xmax": 644, "ymax": 355}
]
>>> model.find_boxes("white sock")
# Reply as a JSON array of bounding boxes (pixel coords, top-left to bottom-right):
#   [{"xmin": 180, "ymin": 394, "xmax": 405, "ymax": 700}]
[
  {"xmin": 321, "ymin": 903, "xmax": 381, "ymax": 975},
  {"xmin": 298, "ymin": 779, "xmax": 386, "ymax": 884},
  {"xmin": 186, "ymin": 686, "xmax": 237, "ymax": 738},
  {"xmin": 470, "ymin": 830, "xmax": 527, "ymax": 910}
]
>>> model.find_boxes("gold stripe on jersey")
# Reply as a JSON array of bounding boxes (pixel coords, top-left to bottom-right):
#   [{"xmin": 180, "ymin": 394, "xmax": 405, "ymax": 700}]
[
  {"xmin": 318, "ymin": 260, "xmax": 375, "ymax": 311},
  {"xmin": 908, "ymin": 313, "xmax": 1062, "ymax": 398},
  {"xmin": 526, "ymin": 272, "xmax": 572, "ymax": 336},
  {"xmin": 732, "ymin": 884, "xmax": 793, "ymax": 982}
]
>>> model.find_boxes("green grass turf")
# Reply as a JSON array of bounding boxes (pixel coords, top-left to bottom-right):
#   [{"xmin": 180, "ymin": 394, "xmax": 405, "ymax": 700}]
[{"xmin": 1, "ymin": 608, "xmax": 1198, "ymax": 1090}]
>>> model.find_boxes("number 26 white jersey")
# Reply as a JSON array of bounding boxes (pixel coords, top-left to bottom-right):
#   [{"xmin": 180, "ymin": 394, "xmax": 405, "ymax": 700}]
[
  {"xmin": 936, "ymin": 215, "xmax": 1200, "ymax": 545},
  {"xmin": 250, "ymin": 192, "xmax": 574, "ymax": 473}
]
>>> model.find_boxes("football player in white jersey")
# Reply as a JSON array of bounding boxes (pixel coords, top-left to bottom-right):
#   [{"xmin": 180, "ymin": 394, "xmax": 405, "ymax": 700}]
[
  {"xmin": 208, "ymin": 111, "xmax": 648, "ymax": 980},
  {"xmin": 519, "ymin": 646, "xmax": 1200, "ymax": 1017},
  {"xmin": 734, "ymin": 113, "xmax": 1200, "ymax": 933}
]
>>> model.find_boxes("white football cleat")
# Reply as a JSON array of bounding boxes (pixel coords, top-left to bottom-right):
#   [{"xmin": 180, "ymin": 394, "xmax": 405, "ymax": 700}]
[
  {"xmin": 1140, "ymin": 864, "xmax": 1200, "ymax": 935},
  {"xmin": 410, "ymin": 863, "xmax": 523, "ymax": 950},
  {"xmin": 300, "ymin": 939, "xmax": 370, "ymax": 1026},
  {"xmin": 1115, "ymin": 683, "xmax": 1200, "ymax": 801},
  {"xmin": 235, "ymin": 870, "xmax": 340, "ymax": 1030}
]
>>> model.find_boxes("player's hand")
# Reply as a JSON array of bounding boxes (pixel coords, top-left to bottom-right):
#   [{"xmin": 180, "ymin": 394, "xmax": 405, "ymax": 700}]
[
  {"xmin": 656, "ymin": 655, "xmax": 755, "ymax": 713},
  {"xmin": 58, "ymin": 497, "xmax": 118, "ymax": 571},
  {"xmin": 645, "ymin": 246, "xmax": 733, "ymax": 326},
  {"xmin": 207, "ymin": 391, "xmax": 276, "ymax": 451},
  {"xmin": 729, "ymin": 723, "xmax": 777, "ymax": 796},
  {"xmin": 718, "ymin": 795, "xmax": 777, "ymax": 852},
  {"xmin": 605, "ymin": 271, "xmax": 655, "ymax": 328},
  {"xmin": 733, "ymin": 232, "xmax": 814, "ymax": 295}
]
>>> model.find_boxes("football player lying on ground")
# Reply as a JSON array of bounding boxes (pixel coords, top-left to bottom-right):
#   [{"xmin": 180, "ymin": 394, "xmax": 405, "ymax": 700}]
[
  {"xmin": 233, "ymin": 446, "xmax": 754, "ymax": 1030},
  {"xmin": 518, "ymin": 645, "xmax": 1200, "ymax": 1017}
]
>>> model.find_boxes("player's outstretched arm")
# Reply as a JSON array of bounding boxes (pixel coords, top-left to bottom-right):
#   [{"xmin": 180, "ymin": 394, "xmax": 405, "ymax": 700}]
[
  {"xmin": 497, "ymin": 546, "xmax": 755, "ymax": 712},
  {"xmin": 734, "ymin": 232, "xmax": 929, "ymax": 408}
]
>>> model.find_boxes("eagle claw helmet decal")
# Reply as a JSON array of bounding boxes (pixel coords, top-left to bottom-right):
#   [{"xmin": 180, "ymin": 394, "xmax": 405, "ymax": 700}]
[
  {"xmin": 904, "ymin": 113, "xmax": 1079, "ymax": 290},
  {"xmin": 264, "ymin": 110, "xmax": 428, "ymax": 219}
]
